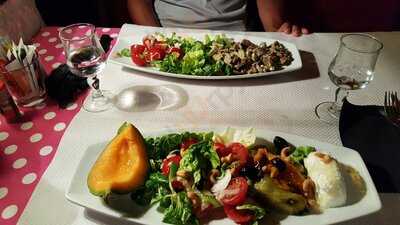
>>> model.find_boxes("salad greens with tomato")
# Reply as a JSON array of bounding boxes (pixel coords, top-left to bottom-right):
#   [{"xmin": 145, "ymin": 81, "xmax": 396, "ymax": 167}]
[
  {"xmin": 117, "ymin": 32, "xmax": 294, "ymax": 76},
  {"xmin": 88, "ymin": 125, "xmax": 351, "ymax": 225},
  {"xmin": 128, "ymin": 128, "xmax": 267, "ymax": 225}
]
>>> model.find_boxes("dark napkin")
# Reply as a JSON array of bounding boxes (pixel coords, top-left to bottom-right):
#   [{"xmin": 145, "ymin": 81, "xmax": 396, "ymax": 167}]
[
  {"xmin": 45, "ymin": 34, "xmax": 113, "ymax": 108},
  {"xmin": 45, "ymin": 64, "xmax": 89, "ymax": 108},
  {"xmin": 339, "ymin": 98, "xmax": 400, "ymax": 193}
]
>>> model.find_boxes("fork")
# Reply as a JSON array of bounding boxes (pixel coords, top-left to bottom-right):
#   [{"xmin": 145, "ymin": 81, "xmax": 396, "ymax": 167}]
[{"xmin": 384, "ymin": 91, "xmax": 400, "ymax": 127}]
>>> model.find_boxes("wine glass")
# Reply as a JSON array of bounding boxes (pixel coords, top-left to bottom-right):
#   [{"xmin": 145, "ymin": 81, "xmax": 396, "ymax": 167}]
[
  {"xmin": 59, "ymin": 23, "xmax": 112, "ymax": 112},
  {"xmin": 315, "ymin": 34, "xmax": 383, "ymax": 123}
]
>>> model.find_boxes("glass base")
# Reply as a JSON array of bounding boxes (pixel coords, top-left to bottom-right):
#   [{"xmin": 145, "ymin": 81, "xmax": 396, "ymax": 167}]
[
  {"xmin": 315, "ymin": 101, "xmax": 341, "ymax": 124},
  {"xmin": 83, "ymin": 90, "xmax": 113, "ymax": 112}
]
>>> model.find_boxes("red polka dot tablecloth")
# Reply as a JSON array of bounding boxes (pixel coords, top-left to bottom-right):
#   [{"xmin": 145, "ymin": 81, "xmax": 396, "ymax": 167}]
[{"xmin": 0, "ymin": 26, "xmax": 120, "ymax": 225}]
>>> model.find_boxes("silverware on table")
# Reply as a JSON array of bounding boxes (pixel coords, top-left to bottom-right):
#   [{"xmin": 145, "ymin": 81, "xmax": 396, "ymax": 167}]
[{"xmin": 384, "ymin": 91, "xmax": 400, "ymax": 127}]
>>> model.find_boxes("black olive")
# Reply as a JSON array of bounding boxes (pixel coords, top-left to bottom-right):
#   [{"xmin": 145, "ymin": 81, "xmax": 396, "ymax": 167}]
[
  {"xmin": 273, "ymin": 136, "xmax": 290, "ymax": 153},
  {"xmin": 271, "ymin": 157, "xmax": 286, "ymax": 172},
  {"xmin": 240, "ymin": 165, "xmax": 264, "ymax": 181}
]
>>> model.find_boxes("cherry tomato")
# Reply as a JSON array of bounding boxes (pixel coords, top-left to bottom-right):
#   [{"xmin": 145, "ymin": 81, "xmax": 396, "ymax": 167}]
[
  {"xmin": 148, "ymin": 47, "xmax": 166, "ymax": 61},
  {"xmin": 142, "ymin": 36, "xmax": 154, "ymax": 49},
  {"xmin": 171, "ymin": 180, "xmax": 184, "ymax": 191},
  {"xmin": 220, "ymin": 177, "xmax": 248, "ymax": 206},
  {"xmin": 195, "ymin": 204, "xmax": 214, "ymax": 219},
  {"xmin": 180, "ymin": 138, "xmax": 198, "ymax": 150},
  {"xmin": 144, "ymin": 52, "xmax": 152, "ymax": 63},
  {"xmin": 154, "ymin": 41, "xmax": 168, "ymax": 51},
  {"xmin": 224, "ymin": 205, "xmax": 253, "ymax": 224},
  {"xmin": 229, "ymin": 143, "xmax": 249, "ymax": 167},
  {"xmin": 166, "ymin": 47, "xmax": 183, "ymax": 59},
  {"xmin": 214, "ymin": 142, "xmax": 231, "ymax": 157},
  {"xmin": 130, "ymin": 44, "xmax": 146, "ymax": 55},
  {"xmin": 130, "ymin": 53, "xmax": 146, "ymax": 66},
  {"xmin": 161, "ymin": 154, "xmax": 182, "ymax": 176}
]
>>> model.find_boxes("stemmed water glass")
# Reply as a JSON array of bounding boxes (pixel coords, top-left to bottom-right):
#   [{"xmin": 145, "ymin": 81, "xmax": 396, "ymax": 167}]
[
  {"xmin": 59, "ymin": 23, "xmax": 112, "ymax": 112},
  {"xmin": 315, "ymin": 33, "xmax": 383, "ymax": 123}
]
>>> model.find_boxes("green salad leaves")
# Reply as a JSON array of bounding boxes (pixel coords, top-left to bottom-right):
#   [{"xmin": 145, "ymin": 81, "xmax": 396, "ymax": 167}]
[{"xmin": 290, "ymin": 146, "xmax": 315, "ymax": 165}]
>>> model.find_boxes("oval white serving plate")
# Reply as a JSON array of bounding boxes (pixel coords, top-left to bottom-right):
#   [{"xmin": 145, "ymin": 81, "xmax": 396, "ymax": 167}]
[
  {"xmin": 108, "ymin": 31, "xmax": 302, "ymax": 80},
  {"xmin": 66, "ymin": 126, "xmax": 380, "ymax": 225}
]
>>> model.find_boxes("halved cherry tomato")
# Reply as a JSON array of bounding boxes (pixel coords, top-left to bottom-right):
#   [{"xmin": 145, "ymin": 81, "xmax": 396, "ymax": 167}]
[
  {"xmin": 195, "ymin": 204, "xmax": 214, "ymax": 219},
  {"xmin": 154, "ymin": 41, "xmax": 168, "ymax": 51},
  {"xmin": 161, "ymin": 154, "xmax": 182, "ymax": 176},
  {"xmin": 148, "ymin": 46, "xmax": 166, "ymax": 61},
  {"xmin": 229, "ymin": 143, "xmax": 249, "ymax": 167},
  {"xmin": 224, "ymin": 205, "xmax": 253, "ymax": 224},
  {"xmin": 220, "ymin": 177, "xmax": 248, "ymax": 206},
  {"xmin": 130, "ymin": 44, "xmax": 146, "ymax": 55},
  {"xmin": 180, "ymin": 138, "xmax": 198, "ymax": 150},
  {"xmin": 130, "ymin": 53, "xmax": 146, "ymax": 66},
  {"xmin": 142, "ymin": 36, "xmax": 154, "ymax": 49},
  {"xmin": 166, "ymin": 47, "xmax": 183, "ymax": 59},
  {"xmin": 171, "ymin": 179, "xmax": 184, "ymax": 191},
  {"xmin": 144, "ymin": 52, "xmax": 152, "ymax": 63},
  {"xmin": 214, "ymin": 142, "xmax": 231, "ymax": 157}
]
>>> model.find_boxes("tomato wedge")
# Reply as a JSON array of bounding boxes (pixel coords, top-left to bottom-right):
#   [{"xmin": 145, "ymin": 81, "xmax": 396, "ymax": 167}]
[
  {"xmin": 220, "ymin": 177, "xmax": 248, "ymax": 206},
  {"xmin": 214, "ymin": 142, "xmax": 231, "ymax": 157},
  {"xmin": 224, "ymin": 205, "xmax": 253, "ymax": 224},
  {"xmin": 161, "ymin": 154, "xmax": 182, "ymax": 176},
  {"xmin": 142, "ymin": 36, "xmax": 154, "ymax": 49},
  {"xmin": 166, "ymin": 47, "xmax": 183, "ymax": 59},
  {"xmin": 229, "ymin": 143, "xmax": 249, "ymax": 166},
  {"xmin": 148, "ymin": 46, "xmax": 166, "ymax": 61},
  {"xmin": 130, "ymin": 44, "xmax": 146, "ymax": 55},
  {"xmin": 180, "ymin": 138, "xmax": 198, "ymax": 150},
  {"xmin": 130, "ymin": 53, "xmax": 146, "ymax": 66},
  {"xmin": 154, "ymin": 41, "xmax": 168, "ymax": 51}
]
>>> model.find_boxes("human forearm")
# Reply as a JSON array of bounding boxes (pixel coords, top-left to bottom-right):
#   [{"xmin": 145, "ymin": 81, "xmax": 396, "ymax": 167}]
[
  {"xmin": 256, "ymin": 0, "xmax": 310, "ymax": 36},
  {"xmin": 127, "ymin": 0, "xmax": 160, "ymax": 26},
  {"xmin": 256, "ymin": 0, "xmax": 284, "ymax": 32}
]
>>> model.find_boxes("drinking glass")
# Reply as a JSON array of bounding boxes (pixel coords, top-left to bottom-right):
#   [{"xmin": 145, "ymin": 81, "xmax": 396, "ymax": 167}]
[
  {"xmin": 59, "ymin": 23, "xmax": 112, "ymax": 112},
  {"xmin": 0, "ymin": 53, "xmax": 46, "ymax": 107},
  {"xmin": 315, "ymin": 34, "xmax": 383, "ymax": 123}
]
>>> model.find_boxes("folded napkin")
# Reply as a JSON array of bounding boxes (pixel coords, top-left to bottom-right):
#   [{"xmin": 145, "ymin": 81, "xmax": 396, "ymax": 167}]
[
  {"xmin": 339, "ymin": 98, "xmax": 400, "ymax": 193},
  {"xmin": 45, "ymin": 64, "xmax": 88, "ymax": 108}
]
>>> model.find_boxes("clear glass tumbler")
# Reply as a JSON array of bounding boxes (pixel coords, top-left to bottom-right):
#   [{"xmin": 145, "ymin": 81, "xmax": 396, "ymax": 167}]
[{"xmin": 0, "ymin": 53, "xmax": 46, "ymax": 107}]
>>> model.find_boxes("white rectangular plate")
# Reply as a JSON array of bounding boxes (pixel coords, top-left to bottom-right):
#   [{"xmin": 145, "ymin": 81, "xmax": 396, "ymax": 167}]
[
  {"xmin": 108, "ymin": 28, "xmax": 302, "ymax": 80},
  {"xmin": 66, "ymin": 127, "xmax": 381, "ymax": 225}
]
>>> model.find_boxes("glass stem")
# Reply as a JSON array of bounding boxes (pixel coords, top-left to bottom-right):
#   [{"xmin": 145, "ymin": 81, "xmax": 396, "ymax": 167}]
[
  {"xmin": 331, "ymin": 87, "xmax": 348, "ymax": 111},
  {"xmin": 90, "ymin": 75, "xmax": 104, "ymax": 99}
]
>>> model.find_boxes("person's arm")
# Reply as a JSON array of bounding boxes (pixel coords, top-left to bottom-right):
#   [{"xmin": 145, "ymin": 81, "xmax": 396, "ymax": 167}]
[
  {"xmin": 256, "ymin": 0, "xmax": 309, "ymax": 36},
  {"xmin": 127, "ymin": 0, "xmax": 160, "ymax": 26}
]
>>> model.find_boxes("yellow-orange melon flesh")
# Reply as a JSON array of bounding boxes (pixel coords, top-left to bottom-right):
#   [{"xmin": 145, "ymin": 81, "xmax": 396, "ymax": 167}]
[{"xmin": 87, "ymin": 123, "xmax": 149, "ymax": 197}]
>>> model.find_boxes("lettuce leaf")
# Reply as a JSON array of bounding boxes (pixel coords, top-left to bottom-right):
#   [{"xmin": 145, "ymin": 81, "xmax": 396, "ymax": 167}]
[
  {"xmin": 290, "ymin": 146, "xmax": 315, "ymax": 165},
  {"xmin": 213, "ymin": 127, "xmax": 256, "ymax": 148}
]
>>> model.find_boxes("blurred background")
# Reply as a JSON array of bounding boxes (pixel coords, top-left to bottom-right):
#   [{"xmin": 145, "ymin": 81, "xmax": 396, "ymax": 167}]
[{"xmin": 33, "ymin": 0, "xmax": 400, "ymax": 32}]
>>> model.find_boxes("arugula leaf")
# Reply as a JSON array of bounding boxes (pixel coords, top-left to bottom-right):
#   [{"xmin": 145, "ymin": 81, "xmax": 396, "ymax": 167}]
[
  {"xmin": 290, "ymin": 146, "xmax": 315, "ymax": 165},
  {"xmin": 179, "ymin": 135, "xmax": 220, "ymax": 186},
  {"xmin": 131, "ymin": 172, "xmax": 169, "ymax": 206},
  {"xmin": 163, "ymin": 192, "xmax": 199, "ymax": 225},
  {"xmin": 236, "ymin": 204, "xmax": 266, "ymax": 220},
  {"xmin": 197, "ymin": 191, "xmax": 221, "ymax": 208},
  {"xmin": 117, "ymin": 48, "xmax": 130, "ymax": 57}
]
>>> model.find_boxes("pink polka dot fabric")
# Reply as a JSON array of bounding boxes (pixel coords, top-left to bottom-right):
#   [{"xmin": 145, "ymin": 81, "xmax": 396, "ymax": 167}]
[{"xmin": 0, "ymin": 26, "xmax": 120, "ymax": 225}]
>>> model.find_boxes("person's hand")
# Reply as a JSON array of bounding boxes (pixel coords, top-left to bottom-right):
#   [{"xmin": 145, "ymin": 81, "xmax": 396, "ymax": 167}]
[{"xmin": 278, "ymin": 22, "xmax": 310, "ymax": 37}]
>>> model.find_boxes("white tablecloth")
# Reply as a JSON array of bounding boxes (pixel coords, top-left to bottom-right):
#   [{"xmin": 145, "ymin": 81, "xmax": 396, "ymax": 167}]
[{"xmin": 18, "ymin": 25, "xmax": 400, "ymax": 225}]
